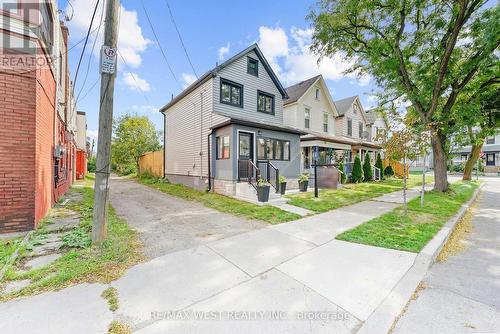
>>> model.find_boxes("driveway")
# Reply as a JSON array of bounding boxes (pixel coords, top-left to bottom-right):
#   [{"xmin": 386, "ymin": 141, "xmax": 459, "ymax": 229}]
[
  {"xmin": 108, "ymin": 175, "xmax": 265, "ymax": 259},
  {"xmin": 393, "ymin": 177, "xmax": 500, "ymax": 333}
]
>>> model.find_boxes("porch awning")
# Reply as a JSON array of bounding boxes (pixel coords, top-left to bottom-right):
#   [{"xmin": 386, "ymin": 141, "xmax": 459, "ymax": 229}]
[{"xmin": 300, "ymin": 140, "xmax": 351, "ymax": 150}]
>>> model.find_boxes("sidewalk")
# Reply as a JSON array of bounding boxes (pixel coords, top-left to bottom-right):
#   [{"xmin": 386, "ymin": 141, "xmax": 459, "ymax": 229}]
[{"xmin": 0, "ymin": 180, "xmax": 467, "ymax": 333}]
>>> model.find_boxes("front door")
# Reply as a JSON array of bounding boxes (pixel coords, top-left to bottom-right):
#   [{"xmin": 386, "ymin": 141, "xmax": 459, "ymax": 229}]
[
  {"xmin": 238, "ymin": 132, "xmax": 254, "ymax": 180},
  {"xmin": 486, "ymin": 153, "xmax": 495, "ymax": 166}
]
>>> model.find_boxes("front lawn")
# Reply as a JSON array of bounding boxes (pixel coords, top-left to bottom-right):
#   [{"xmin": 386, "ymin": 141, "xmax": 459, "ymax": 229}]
[
  {"xmin": 287, "ymin": 174, "xmax": 433, "ymax": 213},
  {"xmin": 0, "ymin": 177, "xmax": 144, "ymax": 301},
  {"xmin": 336, "ymin": 181, "xmax": 479, "ymax": 252},
  {"xmin": 138, "ymin": 175, "xmax": 301, "ymax": 224}
]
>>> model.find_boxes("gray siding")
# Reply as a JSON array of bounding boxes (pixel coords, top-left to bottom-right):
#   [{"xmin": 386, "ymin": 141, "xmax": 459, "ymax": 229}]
[{"xmin": 213, "ymin": 50, "xmax": 284, "ymax": 124}]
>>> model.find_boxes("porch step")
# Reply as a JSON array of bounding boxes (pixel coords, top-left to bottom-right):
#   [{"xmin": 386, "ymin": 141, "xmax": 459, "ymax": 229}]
[{"xmin": 235, "ymin": 182, "xmax": 287, "ymax": 205}]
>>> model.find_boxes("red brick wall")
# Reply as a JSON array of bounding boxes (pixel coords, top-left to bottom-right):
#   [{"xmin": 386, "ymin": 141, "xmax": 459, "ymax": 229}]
[{"xmin": 0, "ymin": 70, "xmax": 37, "ymax": 232}]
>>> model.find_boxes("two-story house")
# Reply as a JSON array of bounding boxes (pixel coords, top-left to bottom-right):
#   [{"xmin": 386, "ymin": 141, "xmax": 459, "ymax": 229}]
[
  {"xmin": 452, "ymin": 132, "xmax": 500, "ymax": 174},
  {"xmin": 283, "ymin": 75, "xmax": 358, "ymax": 171},
  {"xmin": 365, "ymin": 108, "xmax": 389, "ymax": 144},
  {"xmin": 160, "ymin": 44, "xmax": 305, "ymax": 198},
  {"xmin": 333, "ymin": 95, "xmax": 382, "ymax": 162}
]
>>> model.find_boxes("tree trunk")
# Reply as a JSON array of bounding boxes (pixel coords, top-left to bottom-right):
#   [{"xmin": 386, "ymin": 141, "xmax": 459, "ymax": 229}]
[
  {"xmin": 431, "ymin": 129, "xmax": 449, "ymax": 192},
  {"xmin": 463, "ymin": 143, "xmax": 483, "ymax": 181}
]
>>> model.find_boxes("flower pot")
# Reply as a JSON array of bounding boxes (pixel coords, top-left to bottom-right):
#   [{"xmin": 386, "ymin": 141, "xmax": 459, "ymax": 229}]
[
  {"xmin": 298, "ymin": 180, "xmax": 308, "ymax": 192},
  {"xmin": 257, "ymin": 185, "xmax": 270, "ymax": 202},
  {"xmin": 279, "ymin": 182, "xmax": 287, "ymax": 195}
]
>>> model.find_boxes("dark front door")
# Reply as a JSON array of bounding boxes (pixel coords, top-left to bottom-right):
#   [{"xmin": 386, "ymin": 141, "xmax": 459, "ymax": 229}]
[
  {"xmin": 238, "ymin": 132, "xmax": 254, "ymax": 180},
  {"xmin": 486, "ymin": 153, "xmax": 495, "ymax": 166}
]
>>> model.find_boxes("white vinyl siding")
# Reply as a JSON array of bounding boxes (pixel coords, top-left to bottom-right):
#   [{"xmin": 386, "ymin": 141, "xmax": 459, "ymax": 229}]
[
  {"xmin": 213, "ymin": 50, "xmax": 283, "ymax": 124},
  {"xmin": 165, "ymin": 78, "xmax": 228, "ymax": 177}
]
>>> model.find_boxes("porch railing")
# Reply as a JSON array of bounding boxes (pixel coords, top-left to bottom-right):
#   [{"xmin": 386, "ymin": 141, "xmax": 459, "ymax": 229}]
[
  {"xmin": 238, "ymin": 159, "xmax": 260, "ymax": 190},
  {"xmin": 373, "ymin": 166, "xmax": 382, "ymax": 181},
  {"xmin": 258, "ymin": 160, "xmax": 279, "ymax": 193}
]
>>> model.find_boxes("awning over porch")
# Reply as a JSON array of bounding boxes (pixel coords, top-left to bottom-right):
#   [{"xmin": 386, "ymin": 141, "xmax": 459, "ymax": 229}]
[{"xmin": 300, "ymin": 140, "xmax": 351, "ymax": 150}]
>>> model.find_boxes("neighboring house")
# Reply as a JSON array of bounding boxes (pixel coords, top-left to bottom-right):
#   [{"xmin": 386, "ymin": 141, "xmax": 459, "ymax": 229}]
[
  {"xmin": 333, "ymin": 95, "xmax": 382, "ymax": 162},
  {"xmin": 283, "ymin": 75, "xmax": 358, "ymax": 171},
  {"xmin": 0, "ymin": 1, "xmax": 77, "ymax": 233},
  {"xmin": 160, "ymin": 44, "xmax": 305, "ymax": 198},
  {"xmin": 452, "ymin": 132, "xmax": 500, "ymax": 174},
  {"xmin": 364, "ymin": 108, "xmax": 389, "ymax": 144},
  {"xmin": 76, "ymin": 111, "xmax": 88, "ymax": 179}
]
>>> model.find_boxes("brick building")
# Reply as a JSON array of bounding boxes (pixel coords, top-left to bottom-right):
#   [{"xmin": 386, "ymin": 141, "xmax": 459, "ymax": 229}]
[{"xmin": 0, "ymin": 0, "xmax": 78, "ymax": 233}]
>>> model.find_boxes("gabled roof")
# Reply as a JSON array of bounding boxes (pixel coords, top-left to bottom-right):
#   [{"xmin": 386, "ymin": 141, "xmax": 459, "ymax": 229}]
[
  {"xmin": 160, "ymin": 43, "xmax": 287, "ymax": 113},
  {"xmin": 365, "ymin": 108, "xmax": 390, "ymax": 127},
  {"xmin": 333, "ymin": 96, "xmax": 357, "ymax": 116},
  {"xmin": 283, "ymin": 75, "xmax": 321, "ymax": 105}
]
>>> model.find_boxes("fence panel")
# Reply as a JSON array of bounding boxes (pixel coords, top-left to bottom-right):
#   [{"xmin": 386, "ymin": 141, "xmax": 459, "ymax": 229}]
[{"xmin": 138, "ymin": 150, "xmax": 164, "ymax": 177}]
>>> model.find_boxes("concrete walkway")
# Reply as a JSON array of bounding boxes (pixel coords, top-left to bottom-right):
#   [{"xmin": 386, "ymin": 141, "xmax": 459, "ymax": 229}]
[
  {"xmin": 393, "ymin": 178, "xmax": 500, "ymax": 333},
  {"xmin": 0, "ymin": 175, "xmax": 476, "ymax": 334},
  {"xmin": 108, "ymin": 175, "xmax": 265, "ymax": 259}
]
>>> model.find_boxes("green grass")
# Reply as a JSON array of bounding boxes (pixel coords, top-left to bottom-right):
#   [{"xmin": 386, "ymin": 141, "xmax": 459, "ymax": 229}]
[
  {"xmin": 138, "ymin": 175, "xmax": 301, "ymax": 224},
  {"xmin": 0, "ymin": 181, "xmax": 144, "ymax": 301},
  {"xmin": 0, "ymin": 238, "xmax": 23, "ymax": 268},
  {"xmin": 336, "ymin": 181, "xmax": 479, "ymax": 253},
  {"xmin": 287, "ymin": 174, "xmax": 434, "ymax": 213}
]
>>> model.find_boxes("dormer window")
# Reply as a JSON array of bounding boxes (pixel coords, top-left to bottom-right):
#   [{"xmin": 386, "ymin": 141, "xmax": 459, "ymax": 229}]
[
  {"xmin": 315, "ymin": 88, "xmax": 320, "ymax": 100},
  {"xmin": 247, "ymin": 57, "xmax": 258, "ymax": 76}
]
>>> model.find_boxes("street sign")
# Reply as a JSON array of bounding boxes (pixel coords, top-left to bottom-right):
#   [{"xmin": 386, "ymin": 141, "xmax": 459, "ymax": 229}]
[{"xmin": 100, "ymin": 46, "xmax": 117, "ymax": 74}]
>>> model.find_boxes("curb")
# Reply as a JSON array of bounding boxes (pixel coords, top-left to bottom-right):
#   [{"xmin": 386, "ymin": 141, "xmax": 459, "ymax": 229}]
[{"xmin": 356, "ymin": 183, "xmax": 484, "ymax": 334}]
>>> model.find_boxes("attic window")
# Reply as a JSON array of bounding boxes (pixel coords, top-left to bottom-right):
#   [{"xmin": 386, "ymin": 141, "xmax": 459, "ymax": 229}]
[
  {"xmin": 247, "ymin": 57, "xmax": 258, "ymax": 76},
  {"xmin": 353, "ymin": 104, "xmax": 359, "ymax": 114},
  {"xmin": 315, "ymin": 88, "xmax": 320, "ymax": 100}
]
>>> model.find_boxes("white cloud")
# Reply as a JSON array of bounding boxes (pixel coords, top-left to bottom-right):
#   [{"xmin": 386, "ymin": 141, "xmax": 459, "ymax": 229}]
[
  {"xmin": 181, "ymin": 73, "xmax": 197, "ymax": 88},
  {"xmin": 256, "ymin": 26, "xmax": 370, "ymax": 87},
  {"xmin": 218, "ymin": 42, "xmax": 230, "ymax": 61},
  {"xmin": 66, "ymin": 0, "xmax": 150, "ymax": 68},
  {"xmin": 87, "ymin": 129, "xmax": 98, "ymax": 145},
  {"xmin": 122, "ymin": 72, "xmax": 151, "ymax": 92}
]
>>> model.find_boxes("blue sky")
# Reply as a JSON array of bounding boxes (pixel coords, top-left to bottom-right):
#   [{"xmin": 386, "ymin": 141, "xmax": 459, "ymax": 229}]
[{"xmin": 60, "ymin": 0, "xmax": 379, "ymax": 142}]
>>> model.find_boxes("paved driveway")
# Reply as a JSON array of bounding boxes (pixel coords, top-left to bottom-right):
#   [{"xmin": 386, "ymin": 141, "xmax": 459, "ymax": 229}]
[{"xmin": 108, "ymin": 176, "xmax": 265, "ymax": 259}]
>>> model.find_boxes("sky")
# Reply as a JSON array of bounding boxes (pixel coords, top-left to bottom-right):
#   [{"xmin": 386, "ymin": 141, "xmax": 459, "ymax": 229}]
[{"xmin": 59, "ymin": 0, "xmax": 381, "ymax": 144}]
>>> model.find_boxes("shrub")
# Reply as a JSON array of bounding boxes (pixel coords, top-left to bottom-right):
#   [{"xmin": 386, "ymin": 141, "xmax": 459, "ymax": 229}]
[
  {"xmin": 384, "ymin": 165, "xmax": 394, "ymax": 177},
  {"xmin": 352, "ymin": 155, "xmax": 363, "ymax": 183},
  {"xmin": 363, "ymin": 153, "xmax": 373, "ymax": 181},
  {"xmin": 87, "ymin": 156, "xmax": 96, "ymax": 173},
  {"xmin": 339, "ymin": 162, "xmax": 346, "ymax": 184},
  {"xmin": 298, "ymin": 173, "xmax": 310, "ymax": 183},
  {"xmin": 375, "ymin": 153, "xmax": 384, "ymax": 179}
]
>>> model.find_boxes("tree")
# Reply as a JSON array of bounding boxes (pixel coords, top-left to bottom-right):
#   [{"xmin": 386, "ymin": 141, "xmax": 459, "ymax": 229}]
[
  {"xmin": 375, "ymin": 152, "xmax": 384, "ymax": 179},
  {"xmin": 352, "ymin": 155, "xmax": 363, "ymax": 183},
  {"xmin": 363, "ymin": 153, "xmax": 373, "ymax": 181},
  {"xmin": 339, "ymin": 161, "xmax": 346, "ymax": 183},
  {"xmin": 309, "ymin": 1, "xmax": 500, "ymax": 191},
  {"xmin": 112, "ymin": 114, "xmax": 161, "ymax": 175}
]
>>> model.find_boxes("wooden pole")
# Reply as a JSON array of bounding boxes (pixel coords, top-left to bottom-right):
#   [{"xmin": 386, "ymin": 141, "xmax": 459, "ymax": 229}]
[{"xmin": 92, "ymin": 0, "xmax": 120, "ymax": 243}]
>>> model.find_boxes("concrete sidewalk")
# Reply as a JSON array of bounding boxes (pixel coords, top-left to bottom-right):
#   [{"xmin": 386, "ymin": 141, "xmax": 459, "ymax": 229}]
[{"xmin": 0, "ymin": 178, "xmax": 465, "ymax": 333}]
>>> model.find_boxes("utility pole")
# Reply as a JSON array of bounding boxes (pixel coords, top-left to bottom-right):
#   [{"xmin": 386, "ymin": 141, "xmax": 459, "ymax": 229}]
[{"xmin": 92, "ymin": 0, "xmax": 120, "ymax": 243}]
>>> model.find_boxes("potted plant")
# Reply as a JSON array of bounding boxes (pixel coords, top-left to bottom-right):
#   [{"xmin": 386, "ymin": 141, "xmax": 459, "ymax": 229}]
[
  {"xmin": 256, "ymin": 178, "xmax": 271, "ymax": 202},
  {"xmin": 279, "ymin": 175, "xmax": 287, "ymax": 195},
  {"xmin": 298, "ymin": 173, "xmax": 309, "ymax": 192}
]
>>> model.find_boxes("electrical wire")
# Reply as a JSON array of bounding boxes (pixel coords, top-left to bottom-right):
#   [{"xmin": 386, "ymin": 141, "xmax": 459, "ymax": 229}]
[
  {"xmin": 164, "ymin": 0, "xmax": 197, "ymax": 78},
  {"xmin": 117, "ymin": 50, "xmax": 152, "ymax": 105},
  {"xmin": 140, "ymin": 0, "xmax": 181, "ymax": 88}
]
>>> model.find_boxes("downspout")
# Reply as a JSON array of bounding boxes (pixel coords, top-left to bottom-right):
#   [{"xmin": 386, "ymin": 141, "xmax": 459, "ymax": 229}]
[
  {"xmin": 207, "ymin": 130, "xmax": 212, "ymax": 192},
  {"xmin": 162, "ymin": 111, "xmax": 166, "ymax": 179}
]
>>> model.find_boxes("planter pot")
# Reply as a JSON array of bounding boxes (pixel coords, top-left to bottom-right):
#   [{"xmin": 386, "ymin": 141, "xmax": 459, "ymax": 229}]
[
  {"xmin": 298, "ymin": 181, "xmax": 308, "ymax": 192},
  {"xmin": 257, "ymin": 185, "xmax": 270, "ymax": 202},
  {"xmin": 279, "ymin": 182, "xmax": 287, "ymax": 195}
]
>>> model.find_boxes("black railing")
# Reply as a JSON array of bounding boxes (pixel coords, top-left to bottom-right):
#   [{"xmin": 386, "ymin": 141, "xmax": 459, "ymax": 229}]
[
  {"xmin": 258, "ymin": 160, "xmax": 279, "ymax": 193},
  {"xmin": 238, "ymin": 159, "xmax": 260, "ymax": 190}
]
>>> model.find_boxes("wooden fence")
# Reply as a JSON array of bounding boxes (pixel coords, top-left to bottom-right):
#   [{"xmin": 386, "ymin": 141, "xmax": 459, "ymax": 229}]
[
  {"xmin": 138, "ymin": 150, "xmax": 163, "ymax": 178},
  {"xmin": 383, "ymin": 159, "xmax": 409, "ymax": 178}
]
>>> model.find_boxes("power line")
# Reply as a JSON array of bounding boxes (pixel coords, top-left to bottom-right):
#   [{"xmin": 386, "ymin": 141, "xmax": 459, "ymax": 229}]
[
  {"xmin": 164, "ymin": 0, "xmax": 197, "ymax": 78},
  {"xmin": 76, "ymin": 77, "xmax": 100, "ymax": 104},
  {"xmin": 75, "ymin": 0, "xmax": 105, "ymax": 102},
  {"xmin": 117, "ymin": 50, "xmax": 152, "ymax": 106},
  {"xmin": 72, "ymin": 0, "xmax": 100, "ymax": 94},
  {"xmin": 139, "ymin": 0, "xmax": 181, "ymax": 88}
]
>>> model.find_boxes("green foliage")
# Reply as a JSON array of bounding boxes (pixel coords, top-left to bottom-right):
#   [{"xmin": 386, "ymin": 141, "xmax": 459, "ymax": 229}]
[
  {"xmin": 256, "ymin": 178, "xmax": 270, "ymax": 187},
  {"xmin": 61, "ymin": 225, "xmax": 92, "ymax": 249},
  {"xmin": 352, "ymin": 155, "xmax": 363, "ymax": 183},
  {"xmin": 362, "ymin": 153, "xmax": 373, "ymax": 182},
  {"xmin": 112, "ymin": 113, "xmax": 161, "ymax": 175},
  {"xmin": 298, "ymin": 173, "xmax": 310, "ymax": 183},
  {"xmin": 375, "ymin": 153, "xmax": 384, "ymax": 179},
  {"xmin": 279, "ymin": 175, "xmax": 286, "ymax": 183},
  {"xmin": 87, "ymin": 156, "xmax": 96, "ymax": 173},
  {"xmin": 336, "ymin": 182, "xmax": 479, "ymax": 252},
  {"xmin": 339, "ymin": 162, "xmax": 346, "ymax": 184},
  {"xmin": 384, "ymin": 165, "xmax": 394, "ymax": 177}
]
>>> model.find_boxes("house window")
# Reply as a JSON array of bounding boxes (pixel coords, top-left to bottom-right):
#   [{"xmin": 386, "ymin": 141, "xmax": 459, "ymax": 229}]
[
  {"xmin": 220, "ymin": 79, "xmax": 243, "ymax": 107},
  {"xmin": 353, "ymin": 104, "xmax": 358, "ymax": 114},
  {"xmin": 323, "ymin": 113, "xmax": 329, "ymax": 132},
  {"xmin": 359, "ymin": 122, "xmax": 363, "ymax": 138},
  {"xmin": 247, "ymin": 57, "xmax": 258, "ymax": 76},
  {"xmin": 486, "ymin": 136, "xmax": 495, "ymax": 145},
  {"xmin": 257, "ymin": 91, "xmax": 274, "ymax": 114},
  {"xmin": 257, "ymin": 137, "xmax": 290, "ymax": 161},
  {"xmin": 347, "ymin": 117, "xmax": 353, "ymax": 136},
  {"xmin": 305, "ymin": 108, "xmax": 311, "ymax": 129},
  {"xmin": 216, "ymin": 136, "xmax": 230, "ymax": 159},
  {"xmin": 315, "ymin": 88, "xmax": 320, "ymax": 100}
]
